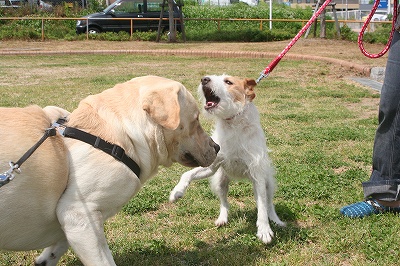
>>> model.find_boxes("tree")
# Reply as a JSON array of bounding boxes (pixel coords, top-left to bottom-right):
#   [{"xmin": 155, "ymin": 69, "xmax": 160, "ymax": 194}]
[{"xmin": 168, "ymin": 0, "xmax": 177, "ymax": 42}]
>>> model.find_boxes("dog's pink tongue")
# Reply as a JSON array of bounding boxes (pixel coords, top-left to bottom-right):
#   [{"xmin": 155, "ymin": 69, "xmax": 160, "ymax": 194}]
[{"xmin": 205, "ymin": 101, "xmax": 216, "ymax": 109}]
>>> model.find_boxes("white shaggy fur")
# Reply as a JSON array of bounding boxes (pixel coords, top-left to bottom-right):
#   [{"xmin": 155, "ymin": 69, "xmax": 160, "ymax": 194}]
[{"xmin": 170, "ymin": 74, "xmax": 285, "ymax": 244}]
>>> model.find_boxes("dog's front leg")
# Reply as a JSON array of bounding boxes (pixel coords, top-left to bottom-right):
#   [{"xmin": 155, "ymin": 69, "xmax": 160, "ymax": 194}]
[
  {"xmin": 169, "ymin": 157, "xmax": 223, "ymax": 202},
  {"xmin": 210, "ymin": 168, "xmax": 230, "ymax": 226},
  {"xmin": 57, "ymin": 206, "xmax": 116, "ymax": 266},
  {"xmin": 34, "ymin": 239, "xmax": 69, "ymax": 266},
  {"xmin": 252, "ymin": 177, "xmax": 275, "ymax": 244}
]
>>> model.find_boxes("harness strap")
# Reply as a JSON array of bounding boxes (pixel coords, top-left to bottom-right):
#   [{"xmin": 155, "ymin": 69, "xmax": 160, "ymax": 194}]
[
  {"xmin": 0, "ymin": 127, "xmax": 56, "ymax": 188},
  {"xmin": 16, "ymin": 127, "xmax": 57, "ymax": 167},
  {"xmin": 63, "ymin": 127, "xmax": 141, "ymax": 178}
]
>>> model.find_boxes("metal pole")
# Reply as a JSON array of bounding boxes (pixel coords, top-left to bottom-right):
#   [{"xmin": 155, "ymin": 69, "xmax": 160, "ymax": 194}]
[{"xmin": 269, "ymin": 0, "xmax": 272, "ymax": 30}]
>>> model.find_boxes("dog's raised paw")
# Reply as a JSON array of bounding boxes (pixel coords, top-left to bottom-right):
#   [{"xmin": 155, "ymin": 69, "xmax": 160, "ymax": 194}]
[{"xmin": 169, "ymin": 190, "xmax": 184, "ymax": 202}]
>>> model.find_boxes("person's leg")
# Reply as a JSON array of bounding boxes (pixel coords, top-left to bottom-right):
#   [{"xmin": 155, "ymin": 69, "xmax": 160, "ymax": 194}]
[
  {"xmin": 364, "ymin": 29, "xmax": 400, "ymax": 201},
  {"xmin": 341, "ymin": 30, "xmax": 400, "ymax": 218}
]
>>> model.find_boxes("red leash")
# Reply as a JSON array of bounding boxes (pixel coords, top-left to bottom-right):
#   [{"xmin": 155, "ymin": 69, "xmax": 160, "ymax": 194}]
[
  {"xmin": 256, "ymin": 0, "xmax": 397, "ymax": 83},
  {"xmin": 358, "ymin": 0, "xmax": 397, "ymax": 58},
  {"xmin": 256, "ymin": 0, "xmax": 333, "ymax": 83}
]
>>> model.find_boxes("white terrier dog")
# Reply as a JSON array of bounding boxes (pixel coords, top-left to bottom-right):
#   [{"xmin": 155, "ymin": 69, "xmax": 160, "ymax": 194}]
[{"xmin": 170, "ymin": 74, "xmax": 285, "ymax": 244}]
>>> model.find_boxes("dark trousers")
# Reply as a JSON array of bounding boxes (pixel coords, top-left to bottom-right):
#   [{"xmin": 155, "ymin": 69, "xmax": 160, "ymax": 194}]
[{"xmin": 363, "ymin": 30, "xmax": 400, "ymax": 201}]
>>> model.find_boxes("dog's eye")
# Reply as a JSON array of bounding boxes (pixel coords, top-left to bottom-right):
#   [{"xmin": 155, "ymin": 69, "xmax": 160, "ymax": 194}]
[{"xmin": 225, "ymin": 80, "xmax": 233, "ymax": 85}]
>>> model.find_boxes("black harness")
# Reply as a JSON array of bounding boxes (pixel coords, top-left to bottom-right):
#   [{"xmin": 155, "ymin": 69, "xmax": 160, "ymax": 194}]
[
  {"xmin": 0, "ymin": 119, "xmax": 141, "ymax": 188},
  {"xmin": 62, "ymin": 127, "xmax": 141, "ymax": 177}
]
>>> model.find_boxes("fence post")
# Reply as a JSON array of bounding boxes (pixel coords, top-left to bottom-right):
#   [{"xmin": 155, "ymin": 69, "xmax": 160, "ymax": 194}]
[
  {"xmin": 41, "ymin": 19, "xmax": 44, "ymax": 41},
  {"xmin": 130, "ymin": 19, "xmax": 133, "ymax": 40}
]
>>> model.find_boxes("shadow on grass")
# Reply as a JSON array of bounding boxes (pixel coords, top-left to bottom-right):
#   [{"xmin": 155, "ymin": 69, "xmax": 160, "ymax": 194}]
[{"xmin": 64, "ymin": 203, "xmax": 310, "ymax": 266}]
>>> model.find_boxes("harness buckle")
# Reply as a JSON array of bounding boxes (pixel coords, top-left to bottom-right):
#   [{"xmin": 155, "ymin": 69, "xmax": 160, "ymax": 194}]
[
  {"xmin": 52, "ymin": 118, "xmax": 67, "ymax": 136},
  {"xmin": 111, "ymin": 145, "xmax": 125, "ymax": 161}
]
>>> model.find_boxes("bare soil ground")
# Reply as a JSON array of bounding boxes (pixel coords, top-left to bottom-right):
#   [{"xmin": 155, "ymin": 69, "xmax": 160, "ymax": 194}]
[{"xmin": 0, "ymin": 38, "xmax": 388, "ymax": 68}]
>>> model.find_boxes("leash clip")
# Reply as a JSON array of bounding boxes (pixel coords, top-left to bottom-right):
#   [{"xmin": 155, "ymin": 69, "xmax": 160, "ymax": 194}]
[
  {"xmin": 256, "ymin": 72, "xmax": 270, "ymax": 84},
  {"xmin": 0, "ymin": 122, "xmax": 63, "ymax": 189},
  {"xmin": 0, "ymin": 162, "xmax": 21, "ymax": 188}
]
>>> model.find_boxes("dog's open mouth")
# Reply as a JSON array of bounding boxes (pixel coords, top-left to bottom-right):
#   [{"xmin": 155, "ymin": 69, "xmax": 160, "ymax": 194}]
[
  {"xmin": 203, "ymin": 87, "xmax": 220, "ymax": 110},
  {"xmin": 182, "ymin": 152, "xmax": 200, "ymax": 167}
]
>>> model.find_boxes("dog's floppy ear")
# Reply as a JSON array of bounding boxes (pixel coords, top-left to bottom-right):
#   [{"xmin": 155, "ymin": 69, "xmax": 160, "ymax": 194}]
[
  {"xmin": 245, "ymin": 78, "xmax": 257, "ymax": 101},
  {"xmin": 142, "ymin": 86, "xmax": 181, "ymax": 130}
]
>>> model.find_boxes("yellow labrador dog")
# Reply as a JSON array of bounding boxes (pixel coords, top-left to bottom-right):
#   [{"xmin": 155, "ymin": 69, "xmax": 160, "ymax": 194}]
[
  {"xmin": 0, "ymin": 75, "xmax": 219, "ymax": 266},
  {"xmin": 170, "ymin": 75, "xmax": 285, "ymax": 244}
]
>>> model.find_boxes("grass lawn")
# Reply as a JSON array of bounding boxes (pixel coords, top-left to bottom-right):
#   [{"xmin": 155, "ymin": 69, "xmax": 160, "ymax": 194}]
[{"xmin": 0, "ymin": 46, "xmax": 398, "ymax": 266}]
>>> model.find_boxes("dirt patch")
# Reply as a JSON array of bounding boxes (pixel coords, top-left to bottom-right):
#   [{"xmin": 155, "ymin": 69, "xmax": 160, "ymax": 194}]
[
  {"xmin": 345, "ymin": 97, "xmax": 380, "ymax": 119},
  {"xmin": 0, "ymin": 38, "xmax": 388, "ymax": 68}
]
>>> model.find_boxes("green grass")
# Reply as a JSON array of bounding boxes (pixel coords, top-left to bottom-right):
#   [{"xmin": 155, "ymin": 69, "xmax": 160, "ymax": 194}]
[{"xmin": 1, "ymin": 51, "xmax": 399, "ymax": 266}]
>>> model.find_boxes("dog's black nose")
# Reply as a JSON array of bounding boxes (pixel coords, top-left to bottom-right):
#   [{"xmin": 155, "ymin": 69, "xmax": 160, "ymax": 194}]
[
  {"xmin": 214, "ymin": 143, "xmax": 220, "ymax": 154},
  {"xmin": 201, "ymin": 77, "xmax": 210, "ymax": 85}
]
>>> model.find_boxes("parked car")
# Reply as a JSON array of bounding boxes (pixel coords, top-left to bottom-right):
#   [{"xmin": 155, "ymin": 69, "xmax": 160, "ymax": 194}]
[
  {"xmin": 76, "ymin": 0, "xmax": 182, "ymax": 34},
  {"xmin": 362, "ymin": 13, "xmax": 388, "ymax": 21}
]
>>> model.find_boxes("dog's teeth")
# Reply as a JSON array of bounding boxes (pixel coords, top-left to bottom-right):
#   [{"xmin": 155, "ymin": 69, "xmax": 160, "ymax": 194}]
[{"xmin": 205, "ymin": 102, "xmax": 216, "ymax": 109}]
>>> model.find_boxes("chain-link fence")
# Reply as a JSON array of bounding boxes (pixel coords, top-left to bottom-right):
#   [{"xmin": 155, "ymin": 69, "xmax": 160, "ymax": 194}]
[
  {"xmin": 38, "ymin": 0, "xmax": 88, "ymax": 9},
  {"xmin": 0, "ymin": 0, "xmax": 88, "ymax": 10}
]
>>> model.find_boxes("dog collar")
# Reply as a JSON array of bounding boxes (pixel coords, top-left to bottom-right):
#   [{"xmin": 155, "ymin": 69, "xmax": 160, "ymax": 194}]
[
  {"xmin": 62, "ymin": 127, "xmax": 141, "ymax": 178},
  {"xmin": 225, "ymin": 112, "xmax": 242, "ymax": 121},
  {"xmin": 225, "ymin": 104, "xmax": 248, "ymax": 121}
]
